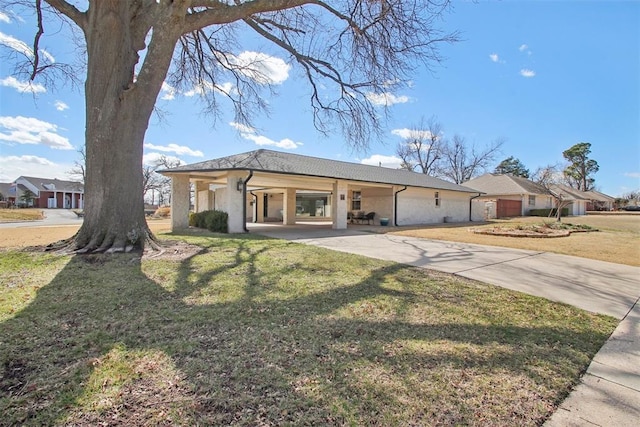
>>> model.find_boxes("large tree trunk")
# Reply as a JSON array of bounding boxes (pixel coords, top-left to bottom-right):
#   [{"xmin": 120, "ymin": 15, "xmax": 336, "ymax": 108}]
[{"xmin": 71, "ymin": 1, "xmax": 183, "ymax": 253}]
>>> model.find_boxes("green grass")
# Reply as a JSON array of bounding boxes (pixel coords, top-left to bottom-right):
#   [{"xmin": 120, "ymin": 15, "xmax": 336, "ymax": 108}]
[{"xmin": 0, "ymin": 231, "xmax": 618, "ymax": 426}]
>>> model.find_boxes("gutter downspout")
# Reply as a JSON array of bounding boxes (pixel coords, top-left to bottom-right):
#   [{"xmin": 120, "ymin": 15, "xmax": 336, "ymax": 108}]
[
  {"xmin": 394, "ymin": 186, "xmax": 408, "ymax": 226},
  {"xmin": 242, "ymin": 170, "xmax": 254, "ymax": 232},
  {"xmin": 249, "ymin": 191, "xmax": 258, "ymax": 223},
  {"xmin": 469, "ymin": 192, "xmax": 482, "ymax": 221}
]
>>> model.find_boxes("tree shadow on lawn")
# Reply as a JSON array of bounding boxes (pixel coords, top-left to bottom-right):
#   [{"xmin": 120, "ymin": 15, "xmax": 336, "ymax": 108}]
[{"xmin": 0, "ymin": 233, "xmax": 617, "ymax": 426}]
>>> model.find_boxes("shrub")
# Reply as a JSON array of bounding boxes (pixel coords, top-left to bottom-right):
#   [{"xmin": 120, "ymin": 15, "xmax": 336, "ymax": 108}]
[
  {"xmin": 529, "ymin": 208, "xmax": 569, "ymax": 217},
  {"xmin": 154, "ymin": 206, "xmax": 171, "ymax": 218},
  {"xmin": 189, "ymin": 210, "xmax": 228, "ymax": 233}
]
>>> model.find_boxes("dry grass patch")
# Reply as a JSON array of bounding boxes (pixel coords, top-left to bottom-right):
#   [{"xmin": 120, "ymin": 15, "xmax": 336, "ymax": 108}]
[
  {"xmin": 0, "ymin": 219, "xmax": 172, "ymax": 249},
  {"xmin": 392, "ymin": 215, "xmax": 640, "ymax": 266},
  {"xmin": 0, "ymin": 209, "xmax": 44, "ymax": 222},
  {"xmin": 0, "ymin": 232, "xmax": 617, "ymax": 426}
]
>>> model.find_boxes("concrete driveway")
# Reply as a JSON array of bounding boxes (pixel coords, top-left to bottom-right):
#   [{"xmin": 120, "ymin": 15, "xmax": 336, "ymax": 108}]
[{"xmin": 251, "ymin": 224, "xmax": 639, "ymax": 319}]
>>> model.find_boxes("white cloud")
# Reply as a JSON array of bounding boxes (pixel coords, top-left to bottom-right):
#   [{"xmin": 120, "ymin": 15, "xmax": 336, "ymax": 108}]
[
  {"xmin": 230, "ymin": 51, "xmax": 290, "ymax": 85},
  {"xmin": 184, "ymin": 81, "xmax": 234, "ymax": 97},
  {"xmin": 54, "ymin": 100, "xmax": 69, "ymax": 111},
  {"xmin": 0, "ymin": 116, "xmax": 73, "ymax": 150},
  {"xmin": 144, "ymin": 142, "xmax": 203, "ymax": 157},
  {"xmin": 366, "ymin": 92, "xmax": 410, "ymax": 106},
  {"xmin": 0, "ymin": 11, "xmax": 10, "ymax": 23},
  {"xmin": 243, "ymin": 134, "xmax": 300, "ymax": 149},
  {"xmin": 520, "ymin": 69, "xmax": 536, "ymax": 78},
  {"xmin": 519, "ymin": 44, "xmax": 529, "ymax": 52},
  {"xmin": 160, "ymin": 82, "xmax": 175, "ymax": 100},
  {"xmin": 229, "ymin": 121, "xmax": 256, "ymax": 134},
  {"xmin": 0, "ymin": 155, "xmax": 73, "ymax": 182},
  {"xmin": 624, "ymin": 172, "xmax": 640, "ymax": 178},
  {"xmin": 391, "ymin": 128, "xmax": 436, "ymax": 140},
  {"xmin": 40, "ymin": 49, "xmax": 55, "ymax": 63},
  {"xmin": 142, "ymin": 152, "xmax": 184, "ymax": 167},
  {"xmin": 489, "ymin": 53, "xmax": 499, "ymax": 63},
  {"xmin": 229, "ymin": 121, "xmax": 301, "ymax": 149},
  {"xmin": 0, "ymin": 31, "xmax": 33, "ymax": 57},
  {"xmin": 0, "ymin": 76, "xmax": 46, "ymax": 94},
  {"xmin": 360, "ymin": 154, "xmax": 403, "ymax": 169}
]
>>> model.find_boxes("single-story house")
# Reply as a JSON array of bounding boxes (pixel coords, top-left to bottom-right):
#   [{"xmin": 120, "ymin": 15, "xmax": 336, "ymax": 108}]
[
  {"xmin": 549, "ymin": 184, "xmax": 589, "ymax": 216},
  {"xmin": 583, "ymin": 190, "xmax": 615, "ymax": 211},
  {"xmin": 159, "ymin": 149, "xmax": 485, "ymax": 232},
  {"xmin": 463, "ymin": 173, "xmax": 554, "ymax": 218},
  {"xmin": 0, "ymin": 176, "xmax": 84, "ymax": 209}
]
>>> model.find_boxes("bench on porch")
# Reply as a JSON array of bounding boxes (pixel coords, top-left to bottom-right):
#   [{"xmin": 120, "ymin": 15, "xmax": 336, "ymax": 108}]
[{"xmin": 348, "ymin": 211, "xmax": 375, "ymax": 225}]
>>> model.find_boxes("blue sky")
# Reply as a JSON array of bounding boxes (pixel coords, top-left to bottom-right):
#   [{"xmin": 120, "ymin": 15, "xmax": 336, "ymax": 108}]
[{"xmin": 1, "ymin": 1, "xmax": 638, "ymax": 197}]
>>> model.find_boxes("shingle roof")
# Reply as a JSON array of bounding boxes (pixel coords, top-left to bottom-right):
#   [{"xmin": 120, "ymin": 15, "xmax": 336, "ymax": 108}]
[
  {"xmin": 583, "ymin": 190, "xmax": 615, "ymax": 202},
  {"xmin": 463, "ymin": 173, "xmax": 548, "ymax": 195},
  {"xmin": 0, "ymin": 182, "xmax": 12, "ymax": 198},
  {"xmin": 550, "ymin": 184, "xmax": 590, "ymax": 201},
  {"xmin": 19, "ymin": 176, "xmax": 84, "ymax": 193},
  {"xmin": 161, "ymin": 149, "xmax": 478, "ymax": 193}
]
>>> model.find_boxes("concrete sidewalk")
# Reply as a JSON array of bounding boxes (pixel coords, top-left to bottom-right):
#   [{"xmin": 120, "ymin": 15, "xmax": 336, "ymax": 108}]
[{"xmin": 250, "ymin": 224, "xmax": 640, "ymax": 426}]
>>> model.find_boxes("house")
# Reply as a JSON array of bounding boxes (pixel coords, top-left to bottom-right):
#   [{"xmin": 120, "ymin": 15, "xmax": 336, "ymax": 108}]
[
  {"xmin": 159, "ymin": 149, "xmax": 485, "ymax": 233},
  {"xmin": 583, "ymin": 190, "xmax": 615, "ymax": 211},
  {"xmin": 549, "ymin": 184, "xmax": 589, "ymax": 216},
  {"xmin": 0, "ymin": 176, "xmax": 84, "ymax": 209},
  {"xmin": 463, "ymin": 174, "xmax": 554, "ymax": 218}
]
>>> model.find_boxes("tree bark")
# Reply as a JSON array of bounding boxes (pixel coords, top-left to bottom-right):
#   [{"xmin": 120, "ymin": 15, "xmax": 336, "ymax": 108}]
[{"xmin": 73, "ymin": 1, "xmax": 181, "ymax": 253}]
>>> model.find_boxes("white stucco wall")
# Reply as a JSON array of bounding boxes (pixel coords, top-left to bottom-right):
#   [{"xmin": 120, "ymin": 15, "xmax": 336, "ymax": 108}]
[
  {"xmin": 396, "ymin": 188, "xmax": 472, "ymax": 226},
  {"xmin": 523, "ymin": 194, "xmax": 554, "ymax": 214},
  {"xmin": 567, "ymin": 200, "xmax": 587, "ymax": 216},
  {"xmin": 360, "ymin": 187, "xmax": 394, "ymax": 225}
]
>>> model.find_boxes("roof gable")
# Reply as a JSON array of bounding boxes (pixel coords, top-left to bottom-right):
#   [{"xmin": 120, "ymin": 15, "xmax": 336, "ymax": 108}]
[
  {"xmin": 162, "ymin": 149, "xmax": 478, "ymax": 193},
  {"xmin": 17, "ymin": 176, "xmax": 84, "ymax": 193},
  {"xmin": 463, "ymin": 173, "xmax": 548, "ymax": 195}
]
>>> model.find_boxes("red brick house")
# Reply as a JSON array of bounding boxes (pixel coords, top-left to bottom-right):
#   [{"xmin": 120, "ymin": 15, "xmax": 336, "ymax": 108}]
[{"xmin": 0, "ymin": 176, "xmax": 84, "ymax": 209}]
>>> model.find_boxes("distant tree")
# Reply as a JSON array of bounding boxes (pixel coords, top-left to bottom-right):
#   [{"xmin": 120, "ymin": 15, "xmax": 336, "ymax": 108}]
[
  {"xmin": 621, "ymin": 190, "xmax": 640, "ymax": 208},
  {"xmin": 396, "ymin": 116, "xmax": 444, "ymax": 175},
  {"xmin": 441, "ymin": 136, "xmax": 504, "ymax": 184},
  {"xmin": 9, "ymin": 0, "xmax": 459, "ymax": 253},
  {"xmin": 20, "ymin": 189, "xmax": 37, "ymax": 207},
  {"xmin": 532, "ymin": 164, "xmax": 572, "ymax": 222},
  {"xmin": 67, "ymin": 147, "xmax": 86, "ymax": 184},
  {"xmin": 563, "ymin": 142, "xmax": 599, "ymax": 191},
  {"xmin": 494, "ymin": 156, "xmax": 529, "ymax": 178},
  {"xmin": 143, "ymin": 155, "xmax": 182, "ymax": 205}
]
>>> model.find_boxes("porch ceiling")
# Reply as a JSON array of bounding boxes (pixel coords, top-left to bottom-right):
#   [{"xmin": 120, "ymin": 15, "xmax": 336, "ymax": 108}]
[{"xmin": 183, "ymin": 170, "xmax": 394, "ymax": 192}]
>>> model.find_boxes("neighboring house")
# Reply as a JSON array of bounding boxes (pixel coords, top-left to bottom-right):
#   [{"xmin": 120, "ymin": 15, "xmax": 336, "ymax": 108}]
[
  {"xmin": 463, "ymin": 173, "xmax": 553, "ymax": 219},
  {"xmin": 549, "ymin": 184, "xmax": 589, "ymax": 216},
  {"xmin": 159, "ymin": 149, "xmax": 484, "ymax": 233},
  {"xmin": 583, "ymin": 190, "xmax": 615, "ymax": 211},
  {"xmin": 1, "ymin": 176, "xmax": 84, "ymax": 209}
]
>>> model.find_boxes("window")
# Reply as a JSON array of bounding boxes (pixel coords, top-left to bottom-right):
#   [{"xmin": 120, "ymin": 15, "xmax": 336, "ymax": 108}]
[
  {"xmin": 435, "ymin": 191, "xmax": 440, "ymax": 207},
  {"xmin": 352, "ymin": 191, "xmax": 361, "ymax": 210},
  {"xmin": 528, "ymin": 195, "xmax": 536, "ymax": 206}
]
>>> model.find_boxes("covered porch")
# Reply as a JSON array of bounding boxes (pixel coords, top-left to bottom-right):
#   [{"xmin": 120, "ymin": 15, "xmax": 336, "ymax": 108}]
[{"xmin": 166, "ymin": 169, "xmax": 397, "ymax": 233}]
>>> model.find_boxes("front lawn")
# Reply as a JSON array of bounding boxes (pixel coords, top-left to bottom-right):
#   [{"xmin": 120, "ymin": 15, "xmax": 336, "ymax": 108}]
[
  {"xmin": 0, "ymin": 208, "xmax": 44, "ymax": 222},
  {"xmin": 0, "ymin": 232, "xmax": 617, "ymax": 426}
]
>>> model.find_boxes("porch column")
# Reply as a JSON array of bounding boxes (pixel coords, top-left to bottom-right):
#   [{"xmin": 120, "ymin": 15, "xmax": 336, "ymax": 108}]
[
  {"xmin": 195, "ymin": 181, "xmax": 210, "ymax": 213},
  {"xmin": 256, "ymin": 192, "xmax": 265, "ymax": 223},
  {"xmin": 283, "ymin": 188, "xmax": 296, "ymax": 225},
  {"xmin": 226, "ymin": 171, "xmax": 246, "ymax": 233},
  {"xmin": 332, "ymin": 180, "xmax": 348, "ymax": 230},
  {"xmin": 170, "ymin": 174, "xmax": 190, "ymax": 231}
]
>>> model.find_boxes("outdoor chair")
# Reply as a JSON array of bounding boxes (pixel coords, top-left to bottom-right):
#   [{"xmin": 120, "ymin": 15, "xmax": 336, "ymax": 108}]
[{"xmin": 363, "ymin": 212, "xmax": 375, "ymax": 224}]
